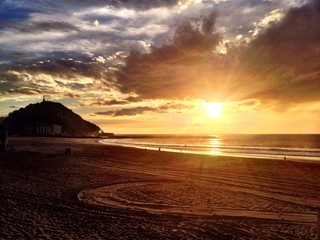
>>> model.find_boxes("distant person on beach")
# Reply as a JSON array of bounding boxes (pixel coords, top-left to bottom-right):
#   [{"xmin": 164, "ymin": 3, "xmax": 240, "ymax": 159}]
[{"xmin": 65, "ymin": 147, "xmax": 72, "ymax": 155}]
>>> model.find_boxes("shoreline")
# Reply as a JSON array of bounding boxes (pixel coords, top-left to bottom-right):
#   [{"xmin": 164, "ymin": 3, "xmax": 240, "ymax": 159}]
[
  {"xmin": 99, "ymin": 138, "xmax": 320, "ymax": 163},
  {"xmin": 1, "ymin": 137, "xmax": 320, "ymax": 239}
]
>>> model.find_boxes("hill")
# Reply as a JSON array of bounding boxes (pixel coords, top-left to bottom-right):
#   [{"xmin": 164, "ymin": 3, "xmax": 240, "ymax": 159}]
[{"xmin": 3, "ymin": 101, "xmax": 103, "ymax": 137}]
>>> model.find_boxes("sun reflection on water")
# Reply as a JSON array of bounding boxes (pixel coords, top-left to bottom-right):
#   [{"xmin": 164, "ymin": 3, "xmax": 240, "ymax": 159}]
[
  {"xmin": 209, "ymin": 137, "xmax": 221, "ymax": 155},
  {"xmin": 210, "ymin": 150, "xmax": 219, "ymax": 155}
]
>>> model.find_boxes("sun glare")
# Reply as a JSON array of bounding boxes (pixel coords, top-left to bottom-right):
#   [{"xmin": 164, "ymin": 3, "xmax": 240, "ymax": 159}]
[{"xmin": 205, "ymin": 102, "xmax": 223, "ymax": 118}]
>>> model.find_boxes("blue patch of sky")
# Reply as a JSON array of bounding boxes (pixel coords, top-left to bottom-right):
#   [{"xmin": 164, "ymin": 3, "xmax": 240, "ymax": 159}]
[
  {"xmin": 0, "ymin": 7, "xmax": 32, "ymax": 22},
  {"xmin": 0, "ymin": 0, "xmax": 65, "ymax": 22}
]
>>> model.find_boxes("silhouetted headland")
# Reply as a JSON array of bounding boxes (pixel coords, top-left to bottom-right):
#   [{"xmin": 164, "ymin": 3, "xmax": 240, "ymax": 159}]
[{"xmin": 2, "ymin": 100, "xmax": 110, "ymax": 137}]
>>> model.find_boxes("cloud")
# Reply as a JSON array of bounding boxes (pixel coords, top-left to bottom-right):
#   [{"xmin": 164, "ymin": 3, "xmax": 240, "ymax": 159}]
[
  {"xmin": 17, "ymin": 21, "xmax": 80, "ymax": 33},
  {"xmin": 0, "ymin": 57, "xmax": 114, "ymax": 100},
  {"xmin": 125, "ymin": 96, "xmax": 142, "ymax": 102},
  {"xmin": 56, "ymin": 0, "xmax": 179, "ymax": 10},
  {"xmin": 91, "ymin": 99, "xmax": 128, "ymax": 106},
  {"xmin": 115, "ymin": 10, "xmax": 223, "ymax": 100},
  {"xmin": 114, "ymin": 0, "xmax": 320, "ymax": 105},
  {"xmin": 24, "ymin": 58, "xmax": 106, "ymax": 80},
  {"xmin": 0, "ymin": 0, "xmax": 288, "ymax": 69},
  {"xmin": 251, "ymin": 8, "xmax": 284, "ymax": 37},
  {"xmin": 96, "ymin": 106, "xmax": 156, "ymax": 116},
  {"xmin": 95, "ymin": 101, "xmax": 190, "ymax": 116},
  {"xmin": 158, "ymin": 102, "xmax": 187, "ymax": 110},
  {"xmin": 242, "ymin": 0, "xmax": 320, "ymax": 103},
  {"xmin": 208, "ymin": 0, "xmax": 287, "ymax": 40},
  {"xmin": 6, "ymin": 86, "xmax": 57, "ymax": 95},
  {"xmin": 90, "ymin": 96, "xmax": 143, "ymax": 106},
  {"xmin": 0, "ymin": 3, "xmax": 173, "ymax": 66},
  {"xmin": 235, "ymin": 99, "xmax": 262, "ymax": 112},
  {"xmin": 1, "ymin": 0, "xmax": 319, "ymax": 114}
]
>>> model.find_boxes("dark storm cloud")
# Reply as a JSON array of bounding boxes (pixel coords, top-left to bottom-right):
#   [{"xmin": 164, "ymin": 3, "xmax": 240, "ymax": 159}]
[
  {"xmin": 18, "ymin": 21, "xmax": 80, "ymax": 33},
  {"xmin": 0, "ymin": 18, "xmax": 79, "ymax": 33},
  {"xmin": 72, "ymin": 30, "xmax": 149, "ymax": 45},
  {"xmin": 242, "ymin": 0, "xmax": 320, "ymax": 103},
  {"xmin": 115, "ymin": 1, "xmax": 320, "ymax": 104},
  {"xmin": 0, "ymin": 50, "xmax": 32, "ymax": 67},
  {"xmin": 57, "ymin": 0, "xmax": 179, "ymax": 10},
  {"xmin": 115, "ymin": 10, "xmax": 223, "ymax": 100},
  {"xmin": 0, "ymin": 19, "xmax": 15, "ymax": 29}
]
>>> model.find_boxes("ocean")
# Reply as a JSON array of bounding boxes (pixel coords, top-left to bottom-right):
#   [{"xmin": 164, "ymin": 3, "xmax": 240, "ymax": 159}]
[{"xmin": 100, "ymin": 134, "xmax": 320, "ymax": 161}]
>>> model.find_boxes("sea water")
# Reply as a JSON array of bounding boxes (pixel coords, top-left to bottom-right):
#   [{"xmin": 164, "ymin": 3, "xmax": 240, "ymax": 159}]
[{"xmin": 100, "ymin": 134, "xmax": 320, "ymax": 161}]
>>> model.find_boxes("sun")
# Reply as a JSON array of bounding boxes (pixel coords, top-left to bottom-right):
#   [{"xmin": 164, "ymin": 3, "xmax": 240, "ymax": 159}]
[{"xmin": 205, "ymin": 102, "xmax": 223, "ymax": 118}]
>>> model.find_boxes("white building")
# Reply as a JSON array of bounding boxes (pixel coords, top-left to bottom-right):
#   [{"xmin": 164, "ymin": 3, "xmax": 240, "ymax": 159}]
[{"xmin": 25, "ymin": 123, "xmax": 62, "ymax": 136}]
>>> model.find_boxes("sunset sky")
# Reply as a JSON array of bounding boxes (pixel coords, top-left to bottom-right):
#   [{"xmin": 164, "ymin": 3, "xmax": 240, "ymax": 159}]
[{"xmin": 0, "ymin": 0, "xmax": 319, "ymax": 134}]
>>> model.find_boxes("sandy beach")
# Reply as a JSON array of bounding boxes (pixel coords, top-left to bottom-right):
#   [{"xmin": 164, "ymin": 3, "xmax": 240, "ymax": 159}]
[{"xmin": 1, "ymin": 137, "xmax": 319, "ymax": 239}]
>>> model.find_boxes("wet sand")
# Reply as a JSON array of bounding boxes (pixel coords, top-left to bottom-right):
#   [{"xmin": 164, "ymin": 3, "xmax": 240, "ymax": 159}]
[{"xmin": 1, "ymin": 137, "xmax": 320, "ymax": 239}]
